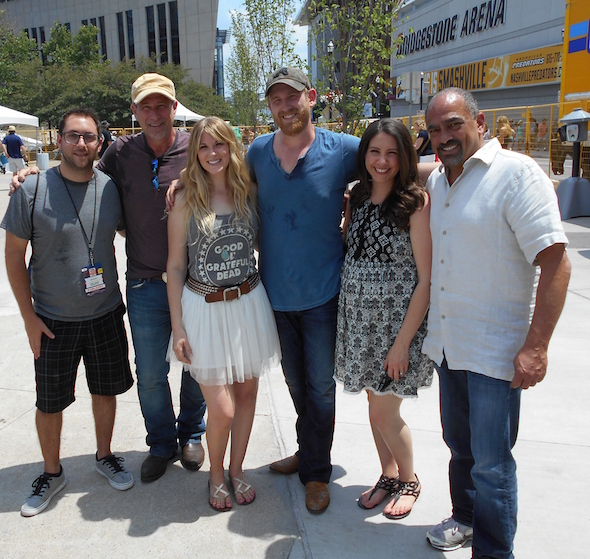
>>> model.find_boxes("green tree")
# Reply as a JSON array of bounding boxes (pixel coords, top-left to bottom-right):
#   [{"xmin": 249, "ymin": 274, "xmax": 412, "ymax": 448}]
[
  {"xmin": 226, "ymin": 0, "xmax": 303, "ymax": 125},
  {"xmin": 42, "ymin": 23, "xmax": 101, "ymax": 67},
  {"xmin": 307, "ymin": 0, "xmax": 403, "ymax": 132},
  {"xmin": 0, "ymin": 15, "xmax": 39, "ymax": 104},
  {"xmin": 226, "ymin": 11, "xmax": 260, "ymax": 126}
]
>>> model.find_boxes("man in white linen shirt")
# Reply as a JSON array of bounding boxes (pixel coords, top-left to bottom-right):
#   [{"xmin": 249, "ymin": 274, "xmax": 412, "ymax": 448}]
[{"xmin": 423, "ymin": 88, "xmax": 571, "ymax": 559}]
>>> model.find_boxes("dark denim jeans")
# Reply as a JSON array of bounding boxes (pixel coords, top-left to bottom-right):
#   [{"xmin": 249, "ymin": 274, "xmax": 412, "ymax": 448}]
[
  {"xmin": 273, "ymin": 295, "xmax": 338, "ymax": 484},
  {"xmin": 127, "ymin": 279, "xmax": 206, "ymax": 457},
  {"xmin": 437, "ymin": 358, "xmax": 521, "ymax": 559}
]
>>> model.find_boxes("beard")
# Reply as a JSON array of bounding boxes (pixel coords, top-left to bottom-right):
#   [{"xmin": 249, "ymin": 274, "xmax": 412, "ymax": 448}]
[
  {"xmin": 60, "ymin": 149, "xmax": 94, "ymax": 173},
  {"xmin": 276, "ymin": 105, "xmax": 311, "ymax": 137},
  {"xmin": 437, "ymin": 142, "xmax": 464, "ymax": 168}
]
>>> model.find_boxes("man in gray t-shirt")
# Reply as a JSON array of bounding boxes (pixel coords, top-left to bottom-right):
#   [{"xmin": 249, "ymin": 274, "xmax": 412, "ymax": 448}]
[{"xmin": 2, "ymin": 109, "xmax": 134, "ymax": 517}]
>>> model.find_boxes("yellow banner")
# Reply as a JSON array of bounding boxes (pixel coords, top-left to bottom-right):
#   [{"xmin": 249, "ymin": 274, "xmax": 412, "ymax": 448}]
[{"xmin": 423, "ymin": 45, "xmax": 563, "ymax": 95}]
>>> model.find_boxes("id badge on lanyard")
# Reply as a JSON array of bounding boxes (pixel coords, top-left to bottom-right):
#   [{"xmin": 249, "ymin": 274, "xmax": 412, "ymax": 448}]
[{"xmin": 82, "ymin": 261, "xmax": 106, "ymax": 296}]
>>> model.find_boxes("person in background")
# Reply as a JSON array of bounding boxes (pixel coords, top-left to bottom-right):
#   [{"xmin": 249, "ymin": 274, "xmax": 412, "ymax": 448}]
[
  {"xmin": 537, "ymin": 118, "xmax": 549, "ymax": 151},
  {"xmin": 2, "ymin": 125, "xmax": 28, "ymax": 177},
  {"xmin": 514, "ymin": 120, "xmax": 525, "ymax": 151},
  {"xmin": 99, "ymin": 120, "xmax": 113, "ymax": 159},
  {"xmin": 496, "ymin": 115, "xmax": 514, "ymax": 150},
  {"xmin": 413, "ymin": 119, "xmax": 435, "ymax": 162}
]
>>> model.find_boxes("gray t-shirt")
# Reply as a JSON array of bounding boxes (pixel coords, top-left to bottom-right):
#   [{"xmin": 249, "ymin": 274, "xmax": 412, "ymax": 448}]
[
  {"xmin": 187, "ymin": 212, "xmax": 258, "ymax": 288},
  {"xmin": 1, "ymin": 167, "xmax": 124, "ymax": 321}
]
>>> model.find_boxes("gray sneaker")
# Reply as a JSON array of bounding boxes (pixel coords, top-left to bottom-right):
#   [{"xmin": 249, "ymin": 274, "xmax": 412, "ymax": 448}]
[
  {"xmin": 427, "ymin": 517, "xmax": 474, "ymax": 551},
  {"xmin": 21, "ymin": 468, "xmax": 67, "ymax": 517},
  {"xmin": 95, "ymin": 453, "xmax": 134, "ymax": 491}
]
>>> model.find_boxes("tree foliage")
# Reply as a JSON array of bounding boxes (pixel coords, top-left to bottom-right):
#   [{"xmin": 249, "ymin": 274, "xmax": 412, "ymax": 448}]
[
  {"xmin": 307, "ymin": 0, "xmax": 402, "ymax": 132},
  {"xmin": 42, "ymin": 23, "xmax": 101, "ymax": 67},
  {"xmin": 0, "ymin": 16, "xmax": 231, "ymax": 128},
  {"xmin": 226, "ymin": 0, "xmax": 303, "ymax": 125},
  {"xmin": 0, "ymin": 16, "xmax": 39, "ymax": 99}
]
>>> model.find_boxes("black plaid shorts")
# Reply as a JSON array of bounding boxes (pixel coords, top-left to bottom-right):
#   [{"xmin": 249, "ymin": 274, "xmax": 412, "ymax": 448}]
[{"xmin": 35, "ymin": 304, "xmax": 134, "ymax": 413}]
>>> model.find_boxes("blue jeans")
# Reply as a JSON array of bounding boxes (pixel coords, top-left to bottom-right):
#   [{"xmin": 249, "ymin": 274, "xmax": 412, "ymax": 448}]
[
  {"xmin": 437, "ymin": 358, "xmax": 521, "ymax": 559},
  {"xmin": 127, "ymin": 279, "xmax": 206, "ymax": 457},
  {"xmin": 273, "ymin": 295, "xmax": 338, "ymax": 484}
]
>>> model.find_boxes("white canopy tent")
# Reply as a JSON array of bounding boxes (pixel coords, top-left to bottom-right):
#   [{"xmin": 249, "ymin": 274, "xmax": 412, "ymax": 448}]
[
  {"xmin": 0, "ymin": 104, "xmax": 39, "ymax": 128},
  {"xmin": 131, "ymin": 101, "xmax": 204, "ymax": 130}
]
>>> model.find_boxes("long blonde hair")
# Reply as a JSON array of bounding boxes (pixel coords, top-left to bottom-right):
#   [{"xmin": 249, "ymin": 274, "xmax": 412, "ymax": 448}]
[{"xmin": 180, "ymin": 116, "xmax": 253, "ymax": 235}]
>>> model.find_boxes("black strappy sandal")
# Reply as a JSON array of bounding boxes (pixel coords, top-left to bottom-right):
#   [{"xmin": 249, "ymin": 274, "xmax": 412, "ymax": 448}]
[
  {"xmin": 357, "ymin": 474, "xmax": 400, "ymax": 510},
  {"xmin": 383, "ymin": 474, "xmax": 421, "ymax": 520}
]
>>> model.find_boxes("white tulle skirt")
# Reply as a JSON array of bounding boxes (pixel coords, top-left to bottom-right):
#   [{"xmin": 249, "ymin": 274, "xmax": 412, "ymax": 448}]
[{"xmin": 166, "ymin": 282, "xmax": 281, "ymax": 386}]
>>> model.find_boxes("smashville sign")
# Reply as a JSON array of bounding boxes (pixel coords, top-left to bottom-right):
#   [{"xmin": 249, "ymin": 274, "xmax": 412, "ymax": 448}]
[{"xmin": 395, "ymin": 44, "xmax": 562, "ymax": 100}]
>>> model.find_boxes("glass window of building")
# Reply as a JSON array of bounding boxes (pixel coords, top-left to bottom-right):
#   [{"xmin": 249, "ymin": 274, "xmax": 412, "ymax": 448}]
[
  {"xmin": 158, "ymin": 3, "xmax": 168, "ymax": 64},
  {"xmin": 116, "ymin": 12, "xmax": 125, "ymax": 61},
  {"xmin": 126, "ymin": 10, "xmax": 135, "ymax": 59},
  {"xmin": 169, "ymin": 1, "xmax": 180, "ymax": 64},
  {"xmin": 146, "ymin": 6, "xmax": 156, "ymax": 57},
  {"xmin": 99, "ymin": 16, "xmax": 107, "ymax": 58}
]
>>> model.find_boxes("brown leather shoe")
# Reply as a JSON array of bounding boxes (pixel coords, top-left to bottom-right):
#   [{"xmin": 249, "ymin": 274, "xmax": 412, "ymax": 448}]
[
  {"xmin": 269, "ymin": 454, "xmax": 299, "ymax": 475},
  {"xmin": 305, "ymin": 481, "xmax": 330, "ymax": 514},
  {"xmin": 181, "ymin": 442, "xmax": 205, "ymax": 471}
]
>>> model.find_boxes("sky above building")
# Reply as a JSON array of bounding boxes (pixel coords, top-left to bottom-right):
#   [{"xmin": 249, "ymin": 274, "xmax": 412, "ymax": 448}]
[{"xmin": 217, "ymin": 0, "xmax": 308, "ymax": 65}]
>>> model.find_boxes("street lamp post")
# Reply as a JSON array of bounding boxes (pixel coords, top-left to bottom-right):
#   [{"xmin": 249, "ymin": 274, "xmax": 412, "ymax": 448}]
[
  {"xmin": 375, "ymin": 76, "xmax": 381, "ymax": 118},
  {"xmin": 327, "ymin": 40, "xmax": 335, "ymax": 122},
  {"xmin": 420, "ymin": 71, "xmax": 424, "ymax": 112}
]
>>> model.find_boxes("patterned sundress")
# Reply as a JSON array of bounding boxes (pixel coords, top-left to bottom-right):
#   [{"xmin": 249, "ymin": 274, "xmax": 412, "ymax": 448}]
[{"xmin": 334, "ymin": 200, "xmax": 433, "ymax": 397}]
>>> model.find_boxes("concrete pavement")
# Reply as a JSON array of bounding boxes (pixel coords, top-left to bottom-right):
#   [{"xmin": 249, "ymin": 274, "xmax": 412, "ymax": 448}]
[{"xmin": 0, "ymin": 163, "xmax": 588, "ymax": 559}]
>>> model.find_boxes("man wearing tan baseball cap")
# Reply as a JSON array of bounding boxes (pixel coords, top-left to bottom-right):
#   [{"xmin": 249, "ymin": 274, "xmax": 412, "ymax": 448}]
[{"xmin": 96, "ymin": 73, "xmax": 208, "ymax": 483}]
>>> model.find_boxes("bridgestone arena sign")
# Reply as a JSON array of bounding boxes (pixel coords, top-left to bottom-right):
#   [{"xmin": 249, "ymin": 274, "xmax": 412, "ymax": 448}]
[{"xmin": 396, "ymin": 0, "xmax": 506, "ymax": 57}]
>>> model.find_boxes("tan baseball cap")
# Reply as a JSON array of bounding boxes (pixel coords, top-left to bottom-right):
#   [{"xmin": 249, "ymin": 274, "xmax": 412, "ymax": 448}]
[
  {"xmin": 8, "ymin": 125, "xmax": 16, "ymax": 132},
  {"xmin": 265, "ymin": 67, "xmax": 311, "ymax": 96},
  {"xmin": 131, "ymin": 73, "xmax": 176, "ymax": 104}
]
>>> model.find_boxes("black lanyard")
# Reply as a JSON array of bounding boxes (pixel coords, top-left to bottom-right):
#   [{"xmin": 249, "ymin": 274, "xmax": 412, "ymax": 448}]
[{"xmin": 58, "ymin": 169, "xmax": 98, "ymax": 265}]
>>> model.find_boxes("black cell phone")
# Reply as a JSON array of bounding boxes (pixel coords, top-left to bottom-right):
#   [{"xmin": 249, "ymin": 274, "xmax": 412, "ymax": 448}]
[{"xmin": 376, "ymin": 370, "xmax": 394, "ymax": 392}]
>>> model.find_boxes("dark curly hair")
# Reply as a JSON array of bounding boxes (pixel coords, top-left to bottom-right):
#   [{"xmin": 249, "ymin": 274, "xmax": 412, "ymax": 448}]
[{"xmin": 350, "ymin": 118, "xmax": 425, "ymax": 231}]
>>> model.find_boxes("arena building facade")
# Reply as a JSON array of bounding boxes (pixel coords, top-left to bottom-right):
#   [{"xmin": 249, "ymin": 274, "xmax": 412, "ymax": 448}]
[{"xmin": 390, "ymin": 0, "xmax": 565, "ymax": 117}]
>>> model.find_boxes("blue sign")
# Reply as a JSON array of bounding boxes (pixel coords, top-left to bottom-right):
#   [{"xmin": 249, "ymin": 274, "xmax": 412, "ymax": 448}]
[{"xmin": 569, "ymin": 19, "xmax": 590, "ymax": 54}]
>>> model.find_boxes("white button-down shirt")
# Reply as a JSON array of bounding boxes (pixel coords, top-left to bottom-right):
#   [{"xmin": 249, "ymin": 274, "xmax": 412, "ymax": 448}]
[{"xmin": 424, "ymin": 139, "xmax": 568, "ymax": 381}]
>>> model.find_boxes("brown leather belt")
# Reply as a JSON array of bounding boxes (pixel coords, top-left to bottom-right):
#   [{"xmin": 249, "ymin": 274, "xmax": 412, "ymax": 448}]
[{"xmin": 185, "ymin": 273, "xmax": 260, "ymax": 303}]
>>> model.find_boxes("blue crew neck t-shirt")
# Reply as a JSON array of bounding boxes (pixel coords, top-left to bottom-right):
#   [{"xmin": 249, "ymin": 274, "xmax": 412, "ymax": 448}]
[
  {"xmin": 2, "ymin": 133, "xmax": 24, "ymax": 158},
  {"xmin": 247, "ymin": 127, "xmax": 360, "ymax": 312}
]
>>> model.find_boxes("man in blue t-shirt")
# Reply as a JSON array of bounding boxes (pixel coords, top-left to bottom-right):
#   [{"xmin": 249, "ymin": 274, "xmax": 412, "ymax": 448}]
[
  {"xmin": 2, "ymin": 126, "xmax": 27, "ymax": 177},
  {"xmin": 247, "ymin": 67, "xmax": 360, "ymax": 514}
]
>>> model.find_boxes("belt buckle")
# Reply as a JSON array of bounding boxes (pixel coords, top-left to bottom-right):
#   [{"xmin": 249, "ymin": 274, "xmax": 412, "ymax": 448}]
[{"xmin": 223, "ymin": 285, "xmax": 241, "ymax": 301}]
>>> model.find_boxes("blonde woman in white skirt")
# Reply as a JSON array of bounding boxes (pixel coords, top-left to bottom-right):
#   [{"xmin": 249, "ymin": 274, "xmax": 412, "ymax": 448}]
[{"xmin": 166, "ymin": 117, "xmax": 281, "ymax": 512}]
